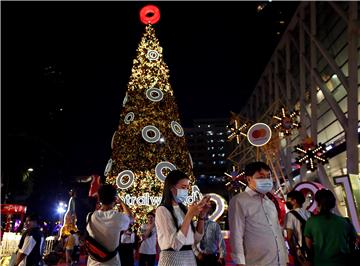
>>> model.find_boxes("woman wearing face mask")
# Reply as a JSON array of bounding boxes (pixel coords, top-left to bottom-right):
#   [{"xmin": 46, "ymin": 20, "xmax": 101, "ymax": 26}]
[{"xmin": 155, "ymin": 169, "xmax": 210, "ymax": 266}]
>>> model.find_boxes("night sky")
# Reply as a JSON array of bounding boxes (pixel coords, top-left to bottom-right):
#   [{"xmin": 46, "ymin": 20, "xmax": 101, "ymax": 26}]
[{"xmin": 2, "ymin": 1, "xmax": 298, "ymax": 221}]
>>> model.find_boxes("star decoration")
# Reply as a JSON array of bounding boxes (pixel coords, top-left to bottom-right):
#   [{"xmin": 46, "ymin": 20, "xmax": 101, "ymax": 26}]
[
  {"xmin": 272, "ymin": 107, "xmax": 300, "ymax": 136},
  {"xmin": 228, "ymin": 119, "xmax": 248, "ymax": 144},
  {"xmin": 224, "ymin": 166, "xmax": 246, "ymax": 193},
  {"xmin": 294, "ymin": 143, "xmax": 328, "ymax": 171}
]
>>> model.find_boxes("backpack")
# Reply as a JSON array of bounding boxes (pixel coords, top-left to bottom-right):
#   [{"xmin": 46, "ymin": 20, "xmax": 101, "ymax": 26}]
[
  {"xmin": 290, "ymin": 210, "xmax": 312, "ymax": 261},
  {"xmin": 84, "ymin": 212, "xmax": 119, "ymax": 262}
]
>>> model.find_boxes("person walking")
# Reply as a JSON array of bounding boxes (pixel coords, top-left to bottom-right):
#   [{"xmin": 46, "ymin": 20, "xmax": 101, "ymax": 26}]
[{"xmin": 155, "ymin": 170, "xmax": 210, "ymax": 266}]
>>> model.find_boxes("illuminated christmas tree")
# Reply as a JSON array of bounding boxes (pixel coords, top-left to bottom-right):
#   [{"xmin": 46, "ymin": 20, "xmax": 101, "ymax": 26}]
[{"xmin": 105, "ymin": 6, "xmax": 194, "ymax": 223}]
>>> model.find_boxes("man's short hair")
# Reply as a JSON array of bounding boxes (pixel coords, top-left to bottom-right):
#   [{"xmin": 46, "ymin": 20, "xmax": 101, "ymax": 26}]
[
  {"xmin": 287, "ymin": 190, "xmax": 306, "ymax": 206},
  {"xmin": 27, "ymin": 213, "xmax": 39, "ymax": 223},
  {"xmin": 98, "ymin": 184, "xmax": 117, "ymax": 205},
  {"xmin": 245, "ymin": 161, "xmax": 271, "ymax": 177}
]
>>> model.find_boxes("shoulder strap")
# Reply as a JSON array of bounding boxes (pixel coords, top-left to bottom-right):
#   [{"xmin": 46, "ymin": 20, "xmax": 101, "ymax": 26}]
[
  {"xmin": 290, "ymin": 210, "xmax": 308, "ymax": 250},
  {"xmin": 86, "ymin": 212, "xmax": 94, "ymax": 224},
  {"xmin": 290, "ymin": 210, "xmax": 306, "ymax": 227},
  {"xmin": 85, "ymin": 212, "xmax": 94, "ymax": 236}
]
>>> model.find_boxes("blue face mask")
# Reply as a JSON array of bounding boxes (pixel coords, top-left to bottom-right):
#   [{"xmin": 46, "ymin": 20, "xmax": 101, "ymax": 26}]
[
  {"xmin": 255, "ymin": 179, "xmax": 273, "ymax": 194},
  {"xmin": 175, "ymin": 188, "xmax": 188, "ymax": 203}
]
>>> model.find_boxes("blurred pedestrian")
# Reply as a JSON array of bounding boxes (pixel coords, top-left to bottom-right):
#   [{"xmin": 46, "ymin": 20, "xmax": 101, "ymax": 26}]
[
  {"xmin": 284, "ymin": 190, "xmax": 312, "ymax": 266},
  {"xmin": 194, "ymin": 201, "xmax": 226, "ymax": 266},
  {"xmin": 14, "ymin": 213, "xmax": 45, "ymax": 266},
  {"xmin": 139, "ymin": 212, "xmax": 157, "ymax": 266},
  {"xmin": 304, "ymin": 189, "xmax": 358, "ymax": 266},
  {"xmin": 119, "ymin": 226, "xmax": 136, "ymax": 266}
]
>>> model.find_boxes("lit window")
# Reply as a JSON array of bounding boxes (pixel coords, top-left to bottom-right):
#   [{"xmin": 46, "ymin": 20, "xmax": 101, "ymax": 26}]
[{"xmin": 213, "ymin": 161, "xmax": 216, "ymax": 164}]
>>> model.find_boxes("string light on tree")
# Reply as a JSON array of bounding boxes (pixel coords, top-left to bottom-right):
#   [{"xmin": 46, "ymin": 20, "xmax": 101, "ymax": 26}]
[
  {"xmin": 272, "ymin": 107, "xmax": 300, "ymax": 136},
  {"xmin": 294, "ymin": 143, "xmax": 328, "ymax": 171},
  {"xmin": 106, "ymin": 5, "xmax": 194, "ymax": 223}
]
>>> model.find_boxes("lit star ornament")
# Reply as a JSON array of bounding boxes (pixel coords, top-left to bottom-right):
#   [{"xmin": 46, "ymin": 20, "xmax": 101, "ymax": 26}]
[
  {"xmin": 272, "ymin": 107, "xmax": 300, "ymax": 136},
  {"xmin": 294, "ymin": 143, "xmax": 328, "ymax": 171},
  {"xmin": 228, "ymin": 119, "xmax": 248, "ymax": 144},
  {"xmin": 224, "ymin": 166, "xmax": 246, "ymax": 193}
]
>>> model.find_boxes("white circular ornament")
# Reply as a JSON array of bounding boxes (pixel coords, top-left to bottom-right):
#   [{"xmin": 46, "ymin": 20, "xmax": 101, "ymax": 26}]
[
  {"xmin": 123, "ymin": 93, "xmax": 128, "ymax": 107},
  {"xmin": 146, "ymin": 50, "xmax": 160, "ymax": 61},
  {"xmin": 155, "ymin": 161, "xmax": 177, "ymax": 182},
  {"xmin": 171, "ymin": 121, "xmax": 184, "ymax": 137},
  {"xmin": 116, "ymin": 170, "xmax": 135, "ymax": 190},
  {"xmin": 146, "ymin": 88, "xmax": 163, "ymax": 102},
  {"xmin": 104, "ymin": 159, "xmax": 113, "ymax": 177},
  {"xmin": 142, "ymin": 125, "xmax": 161, "ymax": 143},
  {"xmin": 207, "ymin": 193, "xmax": 227, "ymax": 222},
  {"xmin": 124, "ymin": 112, "xmax": 135, "ymax": 125},
  {"xmin": 247, "ymin": 123, "xmax": 272, "ymax": 147}
]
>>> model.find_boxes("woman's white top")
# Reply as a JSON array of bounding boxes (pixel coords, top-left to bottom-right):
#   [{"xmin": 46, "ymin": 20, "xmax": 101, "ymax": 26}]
[{"xmin": 155, "ymin": 205, "xmax": 203, "ymax": 251}]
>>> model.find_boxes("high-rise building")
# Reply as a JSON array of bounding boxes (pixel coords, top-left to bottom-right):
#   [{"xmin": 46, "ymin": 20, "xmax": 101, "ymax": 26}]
[{"xmin": 185, "ymin": 118, "xmax": 233, "ymax": 183}]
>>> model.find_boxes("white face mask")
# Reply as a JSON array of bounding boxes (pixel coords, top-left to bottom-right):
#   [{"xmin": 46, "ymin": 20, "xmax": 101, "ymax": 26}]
[
  {"xmin": 255, "ymin": 178, "xmax": 273, "ymax": 194},
  {"xmin": 175, "ymin": 188, "xmax": 188, "ymax": 203}
]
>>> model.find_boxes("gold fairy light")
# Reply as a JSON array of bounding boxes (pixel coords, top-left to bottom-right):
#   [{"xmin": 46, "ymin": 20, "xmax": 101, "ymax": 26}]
[
  {"xmin": 295, "ymin": 143, "xmax": 328, "ymax": 172},
  {"xmin": 272, "ymin": 107, "xmax": 300, "ymax": 136},
  {"xmin": 228, "ymin": 119, "xmax": 248, "ymax": 144},
  {"xmin": 224, "ymin": 165, "xmax": 246, "ymax": 193},
  {"xmin": 106, "ymin": 23, "xmax": 194, "ymax": 224}
]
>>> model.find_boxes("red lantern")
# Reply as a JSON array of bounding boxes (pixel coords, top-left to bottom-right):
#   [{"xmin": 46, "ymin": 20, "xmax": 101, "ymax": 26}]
[{"xmin": 140, "ymin": 5, "xmax": 160, "ymax": 25}]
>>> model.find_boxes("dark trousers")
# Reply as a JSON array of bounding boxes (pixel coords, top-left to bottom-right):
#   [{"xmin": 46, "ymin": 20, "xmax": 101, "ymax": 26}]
[
  {"xmin": 139, "ymin": 253, "xmax": 156, "ymax": 266},
  {"xmin": 197, "ymin": 254, "xmax": 222, "ymax": 266},
  {"xmin": 119, "ymin": 243, "xmax": 134, "ymax": 266}
]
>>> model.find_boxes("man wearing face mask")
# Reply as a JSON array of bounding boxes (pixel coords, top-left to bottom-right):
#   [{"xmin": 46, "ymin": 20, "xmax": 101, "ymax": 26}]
[
  {"xmin": 284, "ymin": 190, "xmax": 312, "ymax": 266},
  {"xmin": 228, "ymin": 162, "xmax": 288, "ymax": 266}
]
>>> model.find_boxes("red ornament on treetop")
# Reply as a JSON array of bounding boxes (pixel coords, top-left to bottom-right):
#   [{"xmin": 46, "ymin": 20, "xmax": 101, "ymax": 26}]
[{"xmin": 140, "ymin": 5, "xmax": 160, "ymax": 25}]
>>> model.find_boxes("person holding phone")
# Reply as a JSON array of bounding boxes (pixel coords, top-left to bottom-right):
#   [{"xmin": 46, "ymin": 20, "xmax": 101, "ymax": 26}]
[{"xmin": 155, "ymin": 170, "xmax": 210, "ymax": 266}]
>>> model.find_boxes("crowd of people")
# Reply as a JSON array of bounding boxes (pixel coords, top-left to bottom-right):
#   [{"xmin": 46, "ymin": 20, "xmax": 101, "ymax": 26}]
[{"xmin": 10, "ymin": 162, "xmax": 359, "ymax": 266}]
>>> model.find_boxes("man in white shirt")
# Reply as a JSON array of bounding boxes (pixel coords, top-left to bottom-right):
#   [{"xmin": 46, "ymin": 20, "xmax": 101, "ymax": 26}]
[
  {"xmin": 228, "ymin": 162, "xmax": 288, "ymax": 266},
  {"xmin": 87, "ymin": 184, "xmax": 133, "ymax": 266},
  {"xmin": 284, "ymin": 190, "xmax": 311, "ymax": 266},
  {"xmin": 139, "ymin": 212, "xmax": 157, "ymax": 266}
]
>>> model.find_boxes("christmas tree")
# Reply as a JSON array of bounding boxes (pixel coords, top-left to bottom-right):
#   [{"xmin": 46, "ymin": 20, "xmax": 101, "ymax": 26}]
[{"xmin": 105, "ymin": 6, "xmax": 194, "ymax": 222}]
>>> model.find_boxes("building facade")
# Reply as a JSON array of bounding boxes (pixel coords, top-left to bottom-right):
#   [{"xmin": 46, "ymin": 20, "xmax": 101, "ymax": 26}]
[
  {"xmin": 185, "ymin": 118, "xmax": 233, "ymax": 186},
  {"xmin": 236, "ymin": 2, "xmax": 359, "ymax": 217}
]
